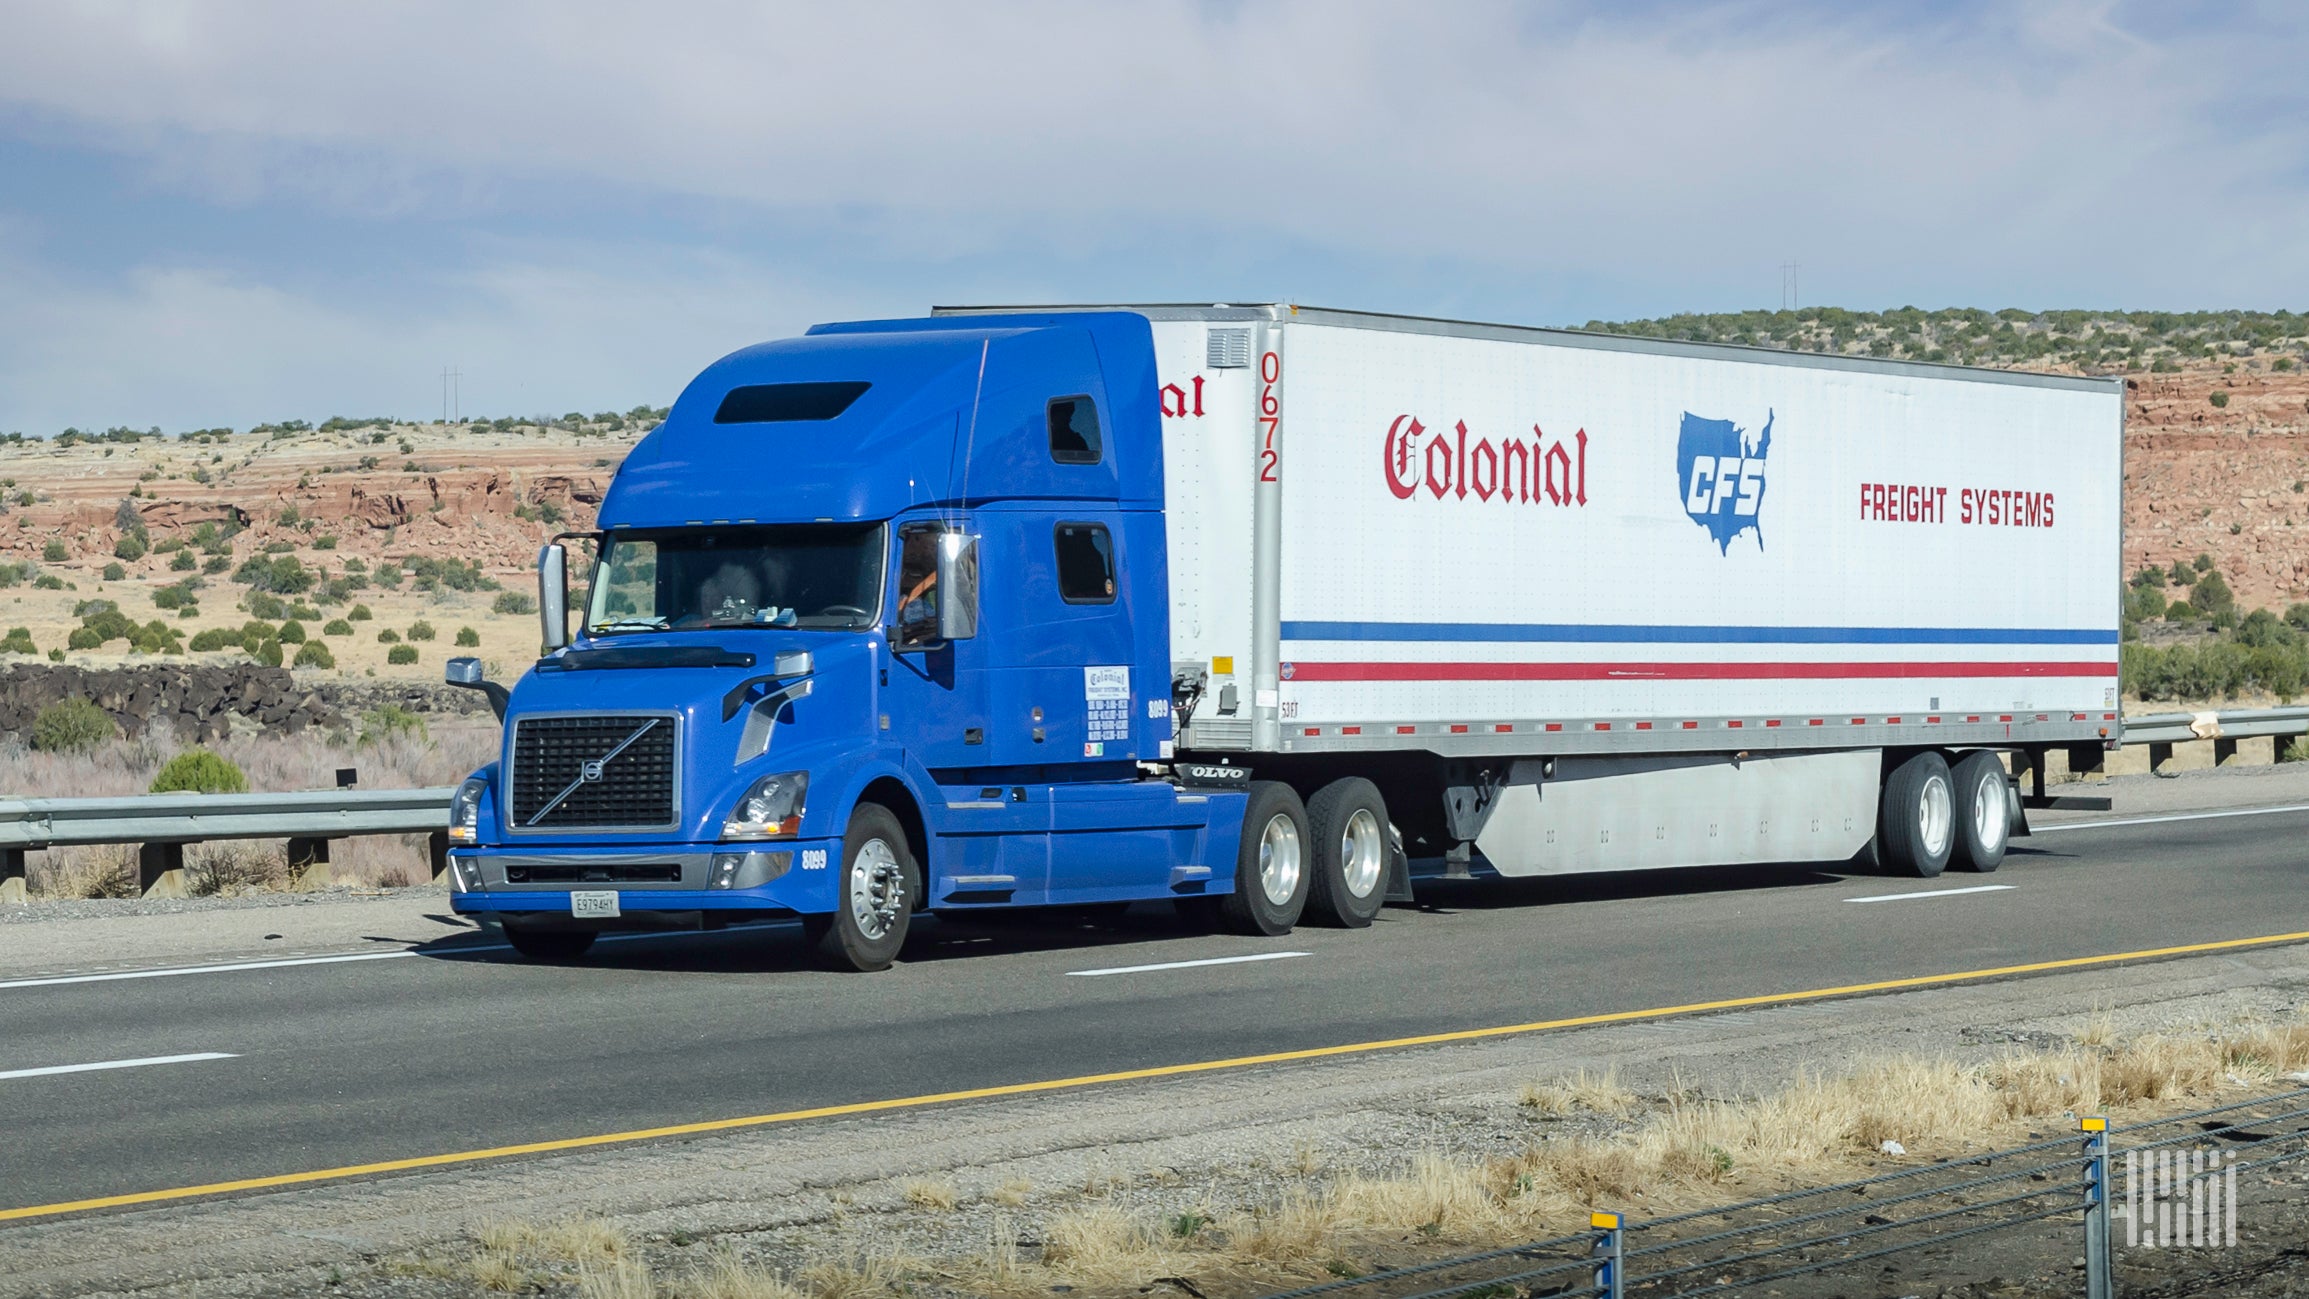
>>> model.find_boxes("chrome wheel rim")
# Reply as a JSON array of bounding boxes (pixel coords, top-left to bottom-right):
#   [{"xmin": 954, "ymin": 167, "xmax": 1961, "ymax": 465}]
[
  {"xmin": 1918, "ymin": 774, "xmax": 1953, "ymax": 859},
  {"xmin": 1257, "ymin": 813, "xmax": 1303, "ymax": 907},
  {"xmin": 848, "ymin": 837, "xmax": 904, "ymax": 941},
  {"xmin": 1340, "ymin": 807, "xmax": 1383, "ymax": 898},
  {"xmin": 1971, "ymin": 770, "xmax": 2006, "ymax": 853}
]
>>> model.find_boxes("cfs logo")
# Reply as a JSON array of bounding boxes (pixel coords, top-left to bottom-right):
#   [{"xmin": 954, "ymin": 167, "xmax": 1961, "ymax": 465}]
[{"xmin": 1677, "ymin": 409, "xmax": 1775, "ymax": 554}]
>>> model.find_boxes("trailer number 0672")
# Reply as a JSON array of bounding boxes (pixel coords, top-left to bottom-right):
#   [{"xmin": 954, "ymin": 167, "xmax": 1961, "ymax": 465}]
[{"xmin": 1258, "ymin": 350, "xmax": 1280, "ymax": 483}]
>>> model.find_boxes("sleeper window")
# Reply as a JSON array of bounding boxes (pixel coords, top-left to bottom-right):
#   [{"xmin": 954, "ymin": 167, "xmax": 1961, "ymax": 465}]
[
  {"xmin": 1054, "ymin": 523, "xmax": 1116, "ymax": 604},
  {"xmin": 1047, "ymin": 396, "xmax": 1102, "ymax": 465}
]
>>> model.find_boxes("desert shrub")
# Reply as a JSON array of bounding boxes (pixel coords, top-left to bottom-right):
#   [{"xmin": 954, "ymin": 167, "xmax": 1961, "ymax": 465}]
[
  {"xmin": 288, "ymin": 601, "xmax": 320, "ymax": 619},
  {"xmin": 376, "ymin": 628, "xmax": 400, "ymax": 643},
  {"xmin": 278, "ymin": 504, "xmax": 300, "ymax": 526},
  {"xmin": 2127, "ymin": 586, "xmax": 2166, "ymax": 620},
  {"xmin": 152, "ymin": 584, "xmax": 192, "ymax": 610},
  {"xmin": 31, "ymin": 698, "xmax": 115, "ymax": 753},
  {"xmin": 114, "ymin": 533, "xmax": 148, "ymax": 561},
  {"xmin": 373, "ymin": 561, "xmax": 402, "ymax": 588},
  {"xmin": 360, "ymin": 704, "xmax": 428, "ymax": 746},
  {"xmin": 2130, "ymin": 565, "xmax": 2166, "ymax": 589},
  {"xmin": 102, "ymin": 562, "xmax": 125, "ymax": 581},
  {"xmin": 2287, "ymin": 604, "xmax": 2309, "ymax": 632},
  {"xmin": 292, "ymin": 639, "xmax": 335, "ymax": 669},
  {"xmin": 41, "ymin": 540, "xmax": 66, "ymax": 562},
  {"xmin": 170, "ymin": 548, "xmax": 197, "ymax": 571},
  {"xmin": 33, "ymin": 575, "xmax": 64, "ymax": 591},
  {"xmin": 386, "ymin": 643, "xmax": 418, "ymax": 665},
  {"xmin": 66, "ymin": 626, "xmax": 102, "ymax": 650},
  {"xmin": 0, "ymin": 562, "xmax": 24, "ymax": 588},
  {"xmin": 349, "ymin": 603, "xmax": 373, "ymax": 621},
  {"xmin": 2210, "ymin": 391, "xmax": 2230, "ymax": 408},
  {"xmin": 234, "ymin": 553, "xmax": 312, "ymax": 594},
  {"xmin": 454, "ymin": 626, "xmax": 480, "ymax": 647},
  {"xmin": 407, "ymin": 620, "xmax": 436, "ymax": 641},
  {"xmin": 149, "ymin": 749, "xmax": 249, "ymax": 794},
  {"xmin": 276, "ymin": 620, "xmax": 307, "ymax": 644},
  {"xmin": 250, "ymin": 638, "xmax": 283, "ymax": 667},
  {"xmin": 245, "ymin": 591, "xmax": 286, "ymax": 619},
  {"xmin": 2164, "ymin": 600, "xmax": 2198, "ymax": 622},
  {"xmin": 313, "ymin": 535, "xmax": 337, "ymax": 550},
  {"xmin": 202, "ymin": 555, "xmax": 230, "ymax": 574},
  {"xmin": 323, "ymin": 618, "xmax": 353, "ymax": 636},
  {"xmin": 493, "ymin": 591, "xmax": 537, "ymax": 616},
  {"xmin": 2234, "ymin": 609, "xmax": 2298, "ymax": 649},
  {"xmin": 0, "ymin": 627, "xmax": 34, "ymax": 654},
  {"xmin": 189, "ymin": 627, "xmax": 239, "ymax": 651}
]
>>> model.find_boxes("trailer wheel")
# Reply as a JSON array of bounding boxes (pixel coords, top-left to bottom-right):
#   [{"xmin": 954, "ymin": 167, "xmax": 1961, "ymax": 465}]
[
  {"xmin": 1878, "ymin": 752, "xmax": 1955, "ymax": 878},
  {"xmin": 817, "ymin": 804, "xmax": 917, "ymax": 972},
  {"xmin": 502, "ymin": 925, "xmax": 597, "ymax": 961},
  {"xmin": 1949, "ymin": 752, "xmax": 2009, "ymax": 872},
  {"xmin": 1305, "ymin": 778, "xmax": 1389, "ymax": 928},
  {"xmin": 1221, "ymin": 781, "xmax": 1311, "ymax": 936}
]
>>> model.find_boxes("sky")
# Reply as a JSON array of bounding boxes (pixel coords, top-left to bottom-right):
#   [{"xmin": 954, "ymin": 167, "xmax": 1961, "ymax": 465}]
[{"xmin": 1, "ymin": 0, "xmax": 2305, "ymax": 433}]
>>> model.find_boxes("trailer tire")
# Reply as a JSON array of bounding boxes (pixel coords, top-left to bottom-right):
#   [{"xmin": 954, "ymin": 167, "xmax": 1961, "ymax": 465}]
[
  {"xmin": 502, "ymin": 925, "xmax": 596, "ymax": 961},
  {"xmin": 1221, "ymin": 781, "xmax": 1312, "ymax": 936},
  {"xmin": 1878, "ymin": 752, "xmax": 1956, "ymax": 878},
  {"xmin": 817, "ymin": 804, "xmax": 917, "ymax": 972},
  {"xmin": 1949, "ymin": 751, "xmax": 2009, "ymax": 872},
  {"xmin": 1305, "ymin": 778, "xmax": 1390, "ymax": 928}
]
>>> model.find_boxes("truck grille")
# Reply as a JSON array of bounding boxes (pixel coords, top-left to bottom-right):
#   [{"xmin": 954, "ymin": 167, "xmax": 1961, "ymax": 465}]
[{"xmin": 510, "ymin": 714, "xmax": 679, "ymax": 831}]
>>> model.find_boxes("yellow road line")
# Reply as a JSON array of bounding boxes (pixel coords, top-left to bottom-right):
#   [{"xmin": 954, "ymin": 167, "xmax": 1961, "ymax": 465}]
[{"xmin": 9, "ymin": 926, "xmax": 2309, "ymax": 1224}]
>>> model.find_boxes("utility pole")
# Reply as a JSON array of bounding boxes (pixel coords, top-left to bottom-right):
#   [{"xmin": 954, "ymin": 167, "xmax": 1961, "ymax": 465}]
[
  {"xmin": 450, "ymin": 367, "xmax": 462, "ymax": 423},
  {"xmin": 1781, "ymin": 262, "xmax": 1801, "ymax": 311}
]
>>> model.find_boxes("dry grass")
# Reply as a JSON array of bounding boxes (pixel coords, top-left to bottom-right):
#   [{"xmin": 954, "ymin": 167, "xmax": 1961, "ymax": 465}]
[
  {"xmin": 11, "ymin": 720, "xmax": 495, "ymax": 896},
  {"xmin": 796, "ymin": 1245, "xmax": 923, "ymax": 1299},
  {"xmin": 1035, "ymin": 1204, "xmax": 1194, "ymax": 1288},
  {"xmin": 900, "ymin": 1176, "xmax": 959, "ymax": 1210},
  {"xmin": 683, "ymin": 1248, "xmax": 808, "ymax": 1299},
  {"xmin": 988, "ymin": 1177, "xmax": 1031, "ymax": 1207},
  {"xmin": 1518, "ymin": 1068, "xmax": 1638, "ymax": 1119}
]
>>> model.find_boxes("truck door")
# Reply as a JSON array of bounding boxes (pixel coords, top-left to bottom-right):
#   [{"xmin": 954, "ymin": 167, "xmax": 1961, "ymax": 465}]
[{"xmin": 883, "ymin": 519, "xmax": 990, "ymax": 772}]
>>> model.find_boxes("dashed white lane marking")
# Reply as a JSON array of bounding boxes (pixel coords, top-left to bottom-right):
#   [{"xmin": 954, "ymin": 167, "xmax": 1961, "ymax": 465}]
[
  {"xmin": 1067, "ymin": 951, "xmax": 1311, "ymax": 977},
  {"xmin": 0, "ymin": 921, "xmax": 802, "ymax": 991},
  {"xmin": 2029, "ymin": 803, "xmax": 2309, "ymax": 834},
  {"xmin": 1846, "ymin": 884, "xmax": 2017, "ymax": 904},
  {"xmin": 0, "ymin": 1052, "xmax": 238, "ymax": 1081}
]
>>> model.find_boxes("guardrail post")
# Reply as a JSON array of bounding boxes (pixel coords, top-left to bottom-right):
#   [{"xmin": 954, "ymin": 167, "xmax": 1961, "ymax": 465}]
[
  {"xmin": 138, "ymin": 842, "xmax": 187, "ymax": 898},
  {"xmin": 1589, "ymin": 1210, "xmax": 1623, "ymax": 1299},
  {"xmin": 1, "ymin": 847, "xmax": 25, "ymax": 905},
  {"xmin": 428, "ymin": 829, "xmax": 451, "ymax": 882},
  {"xmin": 285, "ymin": 836, "xmax": 334, "ymax": 888},
  {"xmin": 2081, "ymin": 1116, "xmax": 2113, "ymax": 1299}
]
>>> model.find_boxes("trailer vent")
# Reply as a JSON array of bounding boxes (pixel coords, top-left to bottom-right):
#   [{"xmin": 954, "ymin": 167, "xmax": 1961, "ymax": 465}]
[
  {"xmin": 1206, "ymin": 329, "xmax": 1252, "ymax": 369},
  {"xmin": 510, "ymin": 714, "xmax": 680, "ymax": 831}
]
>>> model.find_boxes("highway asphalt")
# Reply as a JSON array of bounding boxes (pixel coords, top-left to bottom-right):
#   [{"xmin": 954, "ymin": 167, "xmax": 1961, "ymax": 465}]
[{"xmin": 3, "ymin": 803, "xmax": 2307, "ymax": 1217}]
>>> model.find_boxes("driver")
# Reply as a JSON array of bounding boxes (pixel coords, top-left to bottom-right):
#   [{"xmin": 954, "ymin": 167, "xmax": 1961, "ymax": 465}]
[
  {"xmin": 691, "ymin": 561, "xmax": 761, "ymax": 626},
  {"xmin": 896, "ymin": 529, "xmax": 940, "ymax": 634}
]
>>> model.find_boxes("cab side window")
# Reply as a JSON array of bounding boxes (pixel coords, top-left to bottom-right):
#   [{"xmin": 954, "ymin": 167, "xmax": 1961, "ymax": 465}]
[
  {"xmin": 1054, "ymin": 523, "xmax": 1116, "ymax": 604},
  {"xmin": 894, "ymin": 523, "xmax": 944, "ymax": 648},
  {"xmin": 1047, "ymin": 396, "xmax": 1102, "ymax": 465}
]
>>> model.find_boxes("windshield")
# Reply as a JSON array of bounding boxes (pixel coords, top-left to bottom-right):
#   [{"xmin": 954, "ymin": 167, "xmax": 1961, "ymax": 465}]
[{"xmin": 585, "ymin": 524, "xmax": 885, "ymax": 634}]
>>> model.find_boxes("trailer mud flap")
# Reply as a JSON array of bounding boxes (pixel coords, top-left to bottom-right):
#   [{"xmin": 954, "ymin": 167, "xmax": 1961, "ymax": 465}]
[{"xmin": 1382, "ymin": 820, "xmax": 1414, "ymax": 904}]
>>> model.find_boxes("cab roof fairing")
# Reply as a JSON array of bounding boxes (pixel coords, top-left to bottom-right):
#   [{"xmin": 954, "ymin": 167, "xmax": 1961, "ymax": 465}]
[{"xmin": 598, "ymin": 313, "xmax": 1162, "ymax": 531}]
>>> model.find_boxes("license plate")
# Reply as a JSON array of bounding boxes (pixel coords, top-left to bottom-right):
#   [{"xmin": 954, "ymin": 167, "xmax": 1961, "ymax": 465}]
[{"xmin": 570, "ymin": 890, "xmax": 621, "ymax": 919}]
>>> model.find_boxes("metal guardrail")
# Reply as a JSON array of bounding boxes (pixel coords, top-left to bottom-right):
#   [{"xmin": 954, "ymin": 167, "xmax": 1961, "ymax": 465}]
[
  {"xmin": 0, "ymin": 787, "xmax": 454, "ymax": 899},
  {"xmin": 1265, "ymin": 1085, "xmax": 2309, "ymax": 1299},
  {"xmin": 2118, "ymin": 705, "xmax": 2309, "ymax": 746}
]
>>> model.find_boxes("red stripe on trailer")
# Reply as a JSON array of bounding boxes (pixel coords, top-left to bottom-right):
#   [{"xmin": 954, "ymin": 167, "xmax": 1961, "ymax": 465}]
[
  {"xmin": 1682, "ymin": 721, "xmax": 1699, "ymax": 729},
  {"xmin": 1280, "ymin": 660, "xmax": 2121, "ymax": 682},
  {"xmin": 1727, "ymin": 719, "xmax": 1744, "ymax": 728},
  {"xmin": 1808, "ymin": 718, "xmax": 1824, "ymax": 726},
  {"xmin": 1888, "ymin": 716, "xmax": 1904, "ymax": 724},
  {"xmin": 1927, "ymin": 716, "xmax": 1941, "ymax": 724},
  {"xmin": 1595, "ymin": 722, "xmax": 1613, "ymax": 731},
  {"xmin": 1764, "ymin": 719, "xmax": 1782, "ymax": 728},
  {"xmin": 1397, "ymin": 725, "xmax": 1417, "ymax": 734},
  {"xmin": 2104, "ymin": 712, "xmax": 2116, "ymax": 720},
  {"xmin": 1967, "ymin": 715, "xmax": 1981, "ymax": 722},
  {"xmin": 1545, "ymin": 722, "xmax": 1563, "ymax": 732},
  {"xmin": 1303, "ymin": 727, "xmax": 1320, "ymax": 736},
  {"xmin": 2071, "ymin": 713, "xmax": 2087, "ymax": 721},
  {"xmin": 1851, "ymin": 718, "xmax": 1866, "ymax": 725},
  {"xmin": 1449, "ymin": 723, "xmax": 1470, "ymax": 733},
  {"xmin": 1635, "ymin": 721, "xmax": 1653, "ymax": 730},
  {"xmin": 1341, "ymin": 726, "xmax": 1362, "ymax": 735},
  {"xmin": 1495, "ymin": 723, "xmax": 1514, "ymax": 733}
]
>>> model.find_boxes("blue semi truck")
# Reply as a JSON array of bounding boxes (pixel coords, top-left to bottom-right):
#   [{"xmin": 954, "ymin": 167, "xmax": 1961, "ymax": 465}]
[{"xmin": 445, "ymin": 305, "xmax": 2122, "ymax": 970}]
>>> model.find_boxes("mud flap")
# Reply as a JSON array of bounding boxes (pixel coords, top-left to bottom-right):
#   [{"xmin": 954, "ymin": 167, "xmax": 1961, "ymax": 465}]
[
  {"xmin": 1383, "ymin": 821, "xmax": 1416, "ymax": 904},
  {"xmin": 2006, "ymin": 773, "xmax": 2031, "ymax": 839}
]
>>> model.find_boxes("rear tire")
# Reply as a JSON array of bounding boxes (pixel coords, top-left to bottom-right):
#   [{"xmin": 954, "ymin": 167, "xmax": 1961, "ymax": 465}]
[
  {"xmin": 1304, "ymin": 778, "xmax": 1389, "ymax": 928},
  {"xmin": 503, "ymin": 925, "xmax": 597, "ymax": 961},
  {"xmin": 1949, "ymin": 751, "xmax": 2010, "ymax": 872},
  {"xmin": 1878, "ymin": 752, "xmax": 1955, "ymax": 878},
  {"xmin": 1220, "ymin": 782, "xmax": 1311, "ymax": 936},
  {"xmin": 818, "ymin": 804, "xmax": 917, "ymax": 971}
]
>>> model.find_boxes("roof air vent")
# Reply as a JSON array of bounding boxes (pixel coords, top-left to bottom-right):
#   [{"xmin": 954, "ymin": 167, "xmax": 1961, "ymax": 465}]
[{"xmin": 1206, "ymin": 329, "xmax": 1252, "ymax": 369}]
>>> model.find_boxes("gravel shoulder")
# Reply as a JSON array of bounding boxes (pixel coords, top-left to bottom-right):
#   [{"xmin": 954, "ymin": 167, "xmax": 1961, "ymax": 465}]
[{"xmin": 0, "ymin": 884, "xmax": 480, "ymax": 980}]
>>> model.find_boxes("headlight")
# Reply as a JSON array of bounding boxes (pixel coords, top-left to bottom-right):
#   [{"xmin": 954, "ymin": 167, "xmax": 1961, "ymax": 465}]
[
  {"xmin": 448, "ymin": 775, "xmax": 487, "ymax": 844},
  {"xmin": 723, "ymin": 770, "xmax": 808, "ymax": 840}
]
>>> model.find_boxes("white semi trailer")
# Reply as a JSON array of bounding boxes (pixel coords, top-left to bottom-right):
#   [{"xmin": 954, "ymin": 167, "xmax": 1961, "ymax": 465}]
[{"xmin": 941, "ymin": 303, "xmax": 2123, "ymax": 883}]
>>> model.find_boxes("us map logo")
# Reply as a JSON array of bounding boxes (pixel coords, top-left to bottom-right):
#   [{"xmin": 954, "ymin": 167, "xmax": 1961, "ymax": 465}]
[{"xmin": 1678, "ymin": 409, "xmax": 1774, "ymax": 553}]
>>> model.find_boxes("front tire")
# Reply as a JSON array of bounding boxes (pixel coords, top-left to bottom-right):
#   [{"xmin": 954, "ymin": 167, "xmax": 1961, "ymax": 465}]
[
  {"xmin": 1878, "ymin": 752, "xmax": 1955, "ymax": 878},
  {"xmin": 1220, "ymin": 782, "xmax": 1311, "ymax": 936},
  {"xmin": 1305, "ymin": 778, "xmax": 1389, "ymax": 928},
  {"xmin": 503, "ymin": 924, "xmax": 597, "ymax": 961},
  {"xmin": 1949, "ymin": 751, "xmax": 2010, "ymax": 872},
  {"xmin": 818, "ymin": 805, "xmax": 918, "ymax": 971}
]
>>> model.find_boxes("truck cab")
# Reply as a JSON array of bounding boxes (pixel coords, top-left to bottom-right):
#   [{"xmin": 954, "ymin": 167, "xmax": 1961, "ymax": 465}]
[{"xmin": 444, "ymin": 312, "xmax": 1296, "ymax": 969}]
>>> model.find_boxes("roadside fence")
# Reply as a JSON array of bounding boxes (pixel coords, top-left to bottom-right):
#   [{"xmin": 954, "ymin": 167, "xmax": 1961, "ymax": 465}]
[
  {"xmin": 0, "ymin": 787, "xmax": 453, "ymax": 901},
  {"xmin": 1260, "ymin": 1085, "xmax": 2309, "ymax": 1299}
]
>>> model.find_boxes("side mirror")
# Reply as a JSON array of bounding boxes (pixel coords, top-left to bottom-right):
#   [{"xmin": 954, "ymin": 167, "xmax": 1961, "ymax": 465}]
[
  {"xmin": 538, "ymin": 544, "xmax": 568, "ymax": 651},
  {"xmin": 445, "ymin": 656, "xmax": 510, "ymax": 721},
  {"xmin": 937, "ymin": 532, "xmax": 979, "ymax": 641}
]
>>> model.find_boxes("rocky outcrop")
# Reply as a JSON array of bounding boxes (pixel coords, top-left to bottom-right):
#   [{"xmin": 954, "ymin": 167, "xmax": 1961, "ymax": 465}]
[{"xmin": 0, "ymin": 664, "xmax": 334, "ymax": 742}]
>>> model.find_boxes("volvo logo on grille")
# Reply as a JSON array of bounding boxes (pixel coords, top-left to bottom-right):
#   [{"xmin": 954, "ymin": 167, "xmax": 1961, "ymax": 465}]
[{"xmin": 527, "ymin": 718, "xmax": 662, "ymax": 827}]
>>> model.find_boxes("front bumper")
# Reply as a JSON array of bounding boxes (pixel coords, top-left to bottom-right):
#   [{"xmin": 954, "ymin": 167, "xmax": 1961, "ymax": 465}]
[{"xmin": 448, "ymin": 838, "xmax": 840, "ymax": 918}]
